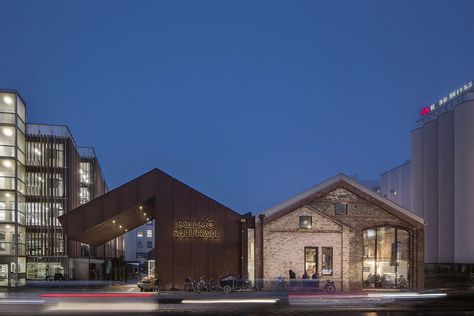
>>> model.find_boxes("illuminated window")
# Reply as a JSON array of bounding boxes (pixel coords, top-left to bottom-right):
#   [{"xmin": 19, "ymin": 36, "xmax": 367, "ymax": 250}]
[
  {"xmin": 0, "ymin": 231, "xmax": 5, "ymax": 251},
  {"xmin": 146, "ymin": 229, "xmax": 152, "ymax": 238},
  {"xmin": 304, "ymin": 247, "xmax": 317, "ymax": 277},
  {"xmin": 362, "ymin": 227, "xmax": 410, "ymax": 289},
  {"xmin": 137, "ymin": 231, "xmax": 143, "ymax": 238},
  {"xmin": 299, "ymin": 216, "xmax": 312, "ymax": 229},
  {"xmin": 321, "ymin": 247, "xmax": 333, "ymax": 276}
]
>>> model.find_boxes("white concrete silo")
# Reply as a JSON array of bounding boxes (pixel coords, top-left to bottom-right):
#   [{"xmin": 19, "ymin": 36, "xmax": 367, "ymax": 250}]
[
  {"xmin": 454, "ymin": 100, "xmax": 474, "ymax": 263},
  {"xmin": 437, "ymin": 111, "xmax": 454, "ymax": 263},
  {"xmin": 423, "ymin": 120, "xmax": 439, "ymax": 263}
]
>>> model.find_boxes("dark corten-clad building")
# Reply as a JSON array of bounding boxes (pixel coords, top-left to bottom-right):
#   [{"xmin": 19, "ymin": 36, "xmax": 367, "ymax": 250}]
[
  {"xmin": 59, "ymin": 168, "xmax": 254, "ymax": 290},
  {"xmin": 256, "ymin": 174, "xmax": 424, "ymax": 291}
]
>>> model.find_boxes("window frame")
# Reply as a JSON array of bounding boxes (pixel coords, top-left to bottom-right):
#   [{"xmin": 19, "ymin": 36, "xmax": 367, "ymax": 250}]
[
  {"xmin": 304, "ymin": 246, "xmax": 318, "ymax": 277},
  {"xmin": 299, "ymin": 216, "xmax": 312, "ymax": 229},
  {"xmin": 362, "ymin": 226, "xmax": 411, "ymax": 289},
  {"xmin": 321, "ymin": 247, "xmax": 333, "ymax": 276},
  {"xmin": 335, "ymin": 203, "xmax": 348, "ymax": 215}
]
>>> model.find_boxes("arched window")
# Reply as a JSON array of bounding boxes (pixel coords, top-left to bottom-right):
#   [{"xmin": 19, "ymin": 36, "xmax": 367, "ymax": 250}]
[{"xmin": 362, "ymin": 226, "xmax": 410, "ymax": 289}]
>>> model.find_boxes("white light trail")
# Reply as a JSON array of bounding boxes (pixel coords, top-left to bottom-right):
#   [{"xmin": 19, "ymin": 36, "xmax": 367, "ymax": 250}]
[{"xmin": 182, "ymin": 298, "xmax": 278, "ymax": 304}]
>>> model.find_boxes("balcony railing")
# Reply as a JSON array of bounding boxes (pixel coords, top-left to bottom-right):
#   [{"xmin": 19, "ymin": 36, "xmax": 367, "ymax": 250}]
[{"xmin": 77, "ymin": 147, "xmax": 96, "ymax": 159}]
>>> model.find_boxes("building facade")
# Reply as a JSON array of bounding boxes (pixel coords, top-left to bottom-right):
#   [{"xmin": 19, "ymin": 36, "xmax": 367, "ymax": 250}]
[
  {"xmin": 60, "ymin": 170, "xmax": 424, "ymax": 292},
  {"xmin": 411, "ymin": 81, "xmax": 474, "ymax": 265},
  {"xmin": 256, "ymin": 175, "xmax": 425, "ymax": 291},
  {"xmin": 381, "ymin": 80, "xmax": 474, "ymax": 268},
  {"xmin": 379, "ymin": 161, "xmax": 411, "ymax": 210},
  {"xmin": 0, "ymin": 91, "xmax": 27, "ymax": 287},
  {"xmin": 0, "ymin": 89, "xmax": 123, "ymax": 287},
  {"xmin": 59, "ymin": 168, "xmax": 254, "ymax": 290},
  {"xmin": 123, "ymin": 221, "xmax": 155, "ymax": 269}
]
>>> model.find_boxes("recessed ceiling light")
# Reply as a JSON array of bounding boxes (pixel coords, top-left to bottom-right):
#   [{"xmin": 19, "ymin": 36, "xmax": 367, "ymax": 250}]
[
  {"xmin": 139, "ymin": 206, "xmax": 143, "ymax": 210},
  {"xmin": 125, "ymin": 229, "xmax": 128, "ymax": 232},
  {"xmin": 112, "ymin": 220, "xmax": 116, "ymax": 223},
  {"xmin": 2, "ymin": 128, "xmax": 13, "ymax": 137},
  {"xmin": 119, "ymin": 225, "xmax": 122, "ymax": 228},
  {"xmin": 2, "ymin": 160, "xmax": 12, "ymax": 168},
  {"xmin": 3, "ymin": 95, "xmax": 13, "ymax": 105},
  {"xmin": 146, "ymin": 218, "xmax": 149, "ymax": 221},
  {"xmin": 143, "ymin": 213, "xmax": 146, "ymax": 216},
  {"xmin": 6, "ymin": 225, "xmax": 11, "ymax": 228},
  {"xmin": 5, "ymin": 193, "xmax": 10, "ymax": 197}
]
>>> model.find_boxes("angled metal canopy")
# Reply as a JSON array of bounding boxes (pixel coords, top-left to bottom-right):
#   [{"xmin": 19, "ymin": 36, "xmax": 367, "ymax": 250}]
[{"xmin": 59, "ymin": 169, "xmax": 161, "ymax": 246}]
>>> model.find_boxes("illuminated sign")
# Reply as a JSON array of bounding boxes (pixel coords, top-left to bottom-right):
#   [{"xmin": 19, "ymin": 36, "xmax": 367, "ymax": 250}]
[
  {"xmin": 172, "ymin": 218, "xmax": 219, "ymax": 239},
  {"xmin": 420, "ymin": 81, "xmax": 473, "ymax": 117}
]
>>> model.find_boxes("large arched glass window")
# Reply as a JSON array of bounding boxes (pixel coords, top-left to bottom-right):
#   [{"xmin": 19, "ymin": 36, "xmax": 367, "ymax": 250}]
[{"xmin": 362, "ymin": 227, "xmax": 410, "ymax": 289}]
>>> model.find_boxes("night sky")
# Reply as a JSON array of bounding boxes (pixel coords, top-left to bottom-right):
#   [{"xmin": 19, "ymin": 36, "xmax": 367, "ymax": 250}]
[{"xmin": 1, "ymin": 0, "xmax": 474, "ymax": 214}]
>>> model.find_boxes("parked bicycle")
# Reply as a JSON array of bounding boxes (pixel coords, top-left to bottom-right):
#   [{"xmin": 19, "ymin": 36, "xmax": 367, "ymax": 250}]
[
  {"xmin": 321, "ymin": 279, "xmax": 335, "ymax": 294},
  {"xmin": 204, "ymin": 277, "xmax": 218, "ymax": 292},
  {"xmin": 184, "ymin": 276, "xmax": 201, "ymax": 293},
  {"xmin": 276, "ymin": 276, "xmax": 286, "ymax": 290},
  {"xmin": 184, "ymin": 276, "xmax": 218, "ymax": 293},
  {"xmin": 273, "ymin": 276, "xmax": 335, "ymax": 294}
]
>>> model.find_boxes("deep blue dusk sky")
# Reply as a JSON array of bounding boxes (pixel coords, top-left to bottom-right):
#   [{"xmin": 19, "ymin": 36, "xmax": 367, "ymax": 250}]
[{"xmin": 1, "ymin": 0, "xmax": 474, "ymax": 213}]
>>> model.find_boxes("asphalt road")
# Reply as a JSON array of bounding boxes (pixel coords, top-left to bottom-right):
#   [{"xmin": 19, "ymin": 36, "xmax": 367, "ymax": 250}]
[{"xmin": 1, "ymin": 283, "xmax": 473, "ymax": 315}]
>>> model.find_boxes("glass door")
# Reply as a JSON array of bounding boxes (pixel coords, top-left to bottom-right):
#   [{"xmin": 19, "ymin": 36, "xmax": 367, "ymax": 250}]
[{"xmin": 304, "ymin": 247, "xmax": 318, "ymax": 278}]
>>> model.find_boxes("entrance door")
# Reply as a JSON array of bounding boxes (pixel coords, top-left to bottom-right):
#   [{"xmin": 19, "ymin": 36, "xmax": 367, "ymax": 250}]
[{"xmin": 304, "ymin": 247, "xmax": 318, "ymax": 277}]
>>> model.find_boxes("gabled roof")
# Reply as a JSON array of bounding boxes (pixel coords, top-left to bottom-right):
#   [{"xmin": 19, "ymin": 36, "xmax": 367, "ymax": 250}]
[
  {"xmin": 259, "ymin": 174, "xmax": 424, "ymax": 227},
  {"xmin": 59, "ymin": 168, "xmax": 242, "ymax": 246}
]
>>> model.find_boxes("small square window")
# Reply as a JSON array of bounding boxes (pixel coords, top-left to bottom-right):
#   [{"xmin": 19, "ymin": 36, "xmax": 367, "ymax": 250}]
[
  {"xmin": 137, "ymin": 231, "xmax": 143, "ymax": 238},
  {"xmin": 299, "ymin": 216, "xmax": 312, "ymax": 229},
  {"xmin": 147, "ymin": 241, "xmax": 153, "ymax": 249},
  {"xmin": 146, "ymin": 229, "xmax": 152, "ymax": 238},
  {"xmin": 335, "ymin": 203, "xmax": 348, "ymax": 215}
]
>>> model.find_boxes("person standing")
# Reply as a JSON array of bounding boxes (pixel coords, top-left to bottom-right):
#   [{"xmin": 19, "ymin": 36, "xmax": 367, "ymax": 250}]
[{"xmin": 288, "ymin": 269, "xmax": 296, "ymax": 287}]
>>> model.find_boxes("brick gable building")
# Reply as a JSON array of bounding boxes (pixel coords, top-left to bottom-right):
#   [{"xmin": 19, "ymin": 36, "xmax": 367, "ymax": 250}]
[{"xmin": 256, "ymin": 174, "xmax": 424, "ymax": 291}]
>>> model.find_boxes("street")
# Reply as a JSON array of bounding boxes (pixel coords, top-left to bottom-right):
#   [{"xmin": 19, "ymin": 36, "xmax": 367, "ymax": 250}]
[{"xmin": 1, "ymin": 283, "xmax": 473, "ymax": 315}]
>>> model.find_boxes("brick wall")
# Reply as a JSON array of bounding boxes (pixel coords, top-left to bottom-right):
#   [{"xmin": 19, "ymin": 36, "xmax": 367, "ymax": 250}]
[
  {"xmin": 259, "ymin": 186, "xmax": 424, "ymax": 291},
  {"xmin": 263, "ymin": 206, "xmax": 353, "ymax": 291}
]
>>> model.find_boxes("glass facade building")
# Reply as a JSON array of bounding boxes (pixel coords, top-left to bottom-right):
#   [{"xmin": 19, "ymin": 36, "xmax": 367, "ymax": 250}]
[
  {"xmin": 0, "ymin": 91, "xmax": 26, "ymax": 287},
  {"xmin": 0, "ymin": 89, "xmax": 123, "ymax": 287}
]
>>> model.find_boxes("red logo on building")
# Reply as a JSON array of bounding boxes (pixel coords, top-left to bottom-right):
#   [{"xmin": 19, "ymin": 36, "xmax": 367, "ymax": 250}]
[{"xmin": 420, "ymin": 107, "xmax": 431, "ymax": 116}]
